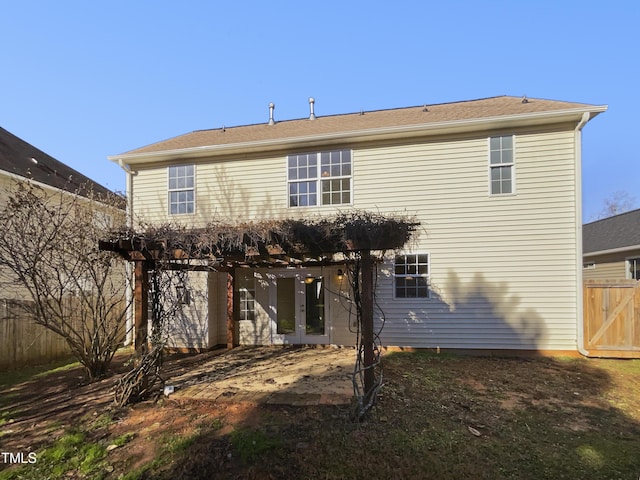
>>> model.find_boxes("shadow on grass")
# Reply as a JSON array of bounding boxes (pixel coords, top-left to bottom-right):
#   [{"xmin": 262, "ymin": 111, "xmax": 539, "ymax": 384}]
[
  {"xmin": 0, "ymin": 352, "xmax": 131, "ymax": 453},
  {"xmin": 138, "ymin": 352, "xmax": 640, "ymax": 480},
  {"xmin": 2, "ymin": 347, "xmax": 639, "ymax": 480}
]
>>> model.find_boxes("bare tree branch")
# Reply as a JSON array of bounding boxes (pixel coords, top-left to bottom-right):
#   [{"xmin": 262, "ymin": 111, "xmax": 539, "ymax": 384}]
[{"xmin": 0, "ymin": 180, "xmax": 130, "ymax": 380}]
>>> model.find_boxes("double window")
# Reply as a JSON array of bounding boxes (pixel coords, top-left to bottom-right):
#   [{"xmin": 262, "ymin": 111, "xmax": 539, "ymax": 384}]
[
  {"xmin": 394, "ymin": 253, "xmax": 430, "ymax": 298},
  {"xmin": 288, "ymin": 149, "xmax": 352, "ymax": 207},
  {"xmin": 489, "ymin": 135, "xmax": 514, "ymax": 195},
  {"xmin": 168, "ymin": 165, "xmax": 195, "ymax": 215}
]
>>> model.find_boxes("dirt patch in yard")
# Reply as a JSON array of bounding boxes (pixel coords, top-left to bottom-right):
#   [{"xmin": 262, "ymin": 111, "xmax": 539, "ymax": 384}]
[
  {"xmin": 2, "ymin": 349, "xmax": 640, "ymax": 479},
  {"xmin": 0, "ymin": 346, "xmax": 354, "ymax": 453}
]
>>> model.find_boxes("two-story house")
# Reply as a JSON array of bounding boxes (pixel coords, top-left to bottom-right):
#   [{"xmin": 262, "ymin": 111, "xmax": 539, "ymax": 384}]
[{"xmin": 110, "ymin": 95, "xmax": 606, "ymax": 355}]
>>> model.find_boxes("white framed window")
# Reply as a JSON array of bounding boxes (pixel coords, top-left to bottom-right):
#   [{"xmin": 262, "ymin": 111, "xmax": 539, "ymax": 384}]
[
  {"xmin": 288, "ymin": 149, "xmax": 351, "ymax": 207},
  {"xmin": 394, "ymin": 253, "xmax": 429, "ymax": 298},
  {"xmin": 239, "ymin": 287, "xmax": 256, "ymax": 321},
  {"xmin": 168, "ymin": 165, "xmax": 195, "ymax": 215},
  {"xmin": 489, "ymin": 135, "xmax": 514, "ymax": 195},
  {"xmin": 627, "ymin": 257, "xmax": 640, "ymax": 280}
]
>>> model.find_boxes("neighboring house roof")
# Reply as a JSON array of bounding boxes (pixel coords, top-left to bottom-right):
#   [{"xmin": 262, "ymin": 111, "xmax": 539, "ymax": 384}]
[
  {"xmin": 583, "ymin": 208, "xmax": 640, "ymax": 255},
  {"xmin": 113, "ymin": 95, "xmax": 606, "ymax": 162},
  {"xmin": 0, "ymin": 126, "xmax": 113, "ymax": 198}
]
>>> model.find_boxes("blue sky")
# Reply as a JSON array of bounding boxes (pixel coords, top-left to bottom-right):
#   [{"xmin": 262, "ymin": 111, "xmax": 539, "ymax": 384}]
[{"xmin": 1, "ymin": 1, "xmax": 637, "ymax": 220}]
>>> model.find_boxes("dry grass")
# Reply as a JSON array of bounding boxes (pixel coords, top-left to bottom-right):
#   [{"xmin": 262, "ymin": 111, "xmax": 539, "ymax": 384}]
[{"xmin": 1, "ymin": 351, "xmax": 640, "ymax": 479}]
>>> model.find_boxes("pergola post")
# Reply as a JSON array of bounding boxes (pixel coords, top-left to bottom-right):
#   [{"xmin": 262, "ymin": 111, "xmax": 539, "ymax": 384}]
[
  {"xmin": 360, "ymin": 250, "xmax": 375, "ymax": 404},
  {"xmin": 134, "ymin": 260, "xmax": 149, "ymax": 356},
  {"xmin": 226, "ymin": 271, "xmax": 234, "ymax": 349}
]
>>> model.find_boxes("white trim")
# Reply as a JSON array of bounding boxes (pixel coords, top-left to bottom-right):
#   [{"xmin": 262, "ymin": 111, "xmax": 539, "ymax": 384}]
[
  {"xmin": 584, "ymin": 245, "xmax": 640, "ymax": 257},
  {"xmin": 393, "ymin": 252, "xmax": 431, "ymax": 299},
  {"xmin": 625, "ymin": 256, "xmax": 640, "ymax": 280},
  {"xmin": 286, "ymin": 148, "xmax": 353, "ymax": 209},
  {"xmin": 488, "ymin": 134, "xmax": 516, "ymax": 196},
  {"xmin": 575, "ymin": 111, "xmax": 590, "ymax": 357},
  {"xmin": 269, "ymin": 268, "xmax": 330, "ymax": 345},
  {"xmin": 167, "ymin": 163, "xmax": 196, "ymax": 216},
  {"xmin": 238, "ymin": 287, "xmax": 256, "ymax": 322}
]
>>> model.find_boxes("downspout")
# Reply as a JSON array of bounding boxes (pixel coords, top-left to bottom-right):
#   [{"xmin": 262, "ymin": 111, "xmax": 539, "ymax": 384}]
[
  {"xmin": 575, "ymin": 112, "xmax": 590, "ymax": 356},
  {"xmin": 117, "ymin": 159, "xmax": 136, "ymax": 230},
  {"xmin": 116, "ymin": 159, "xmax": 137, "ymax": 346}
]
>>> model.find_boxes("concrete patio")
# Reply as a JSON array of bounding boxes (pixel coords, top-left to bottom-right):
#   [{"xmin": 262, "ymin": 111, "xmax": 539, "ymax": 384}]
[{"xmin": 164, "ymin": 346, "xmax": 356, "ymax": 406}]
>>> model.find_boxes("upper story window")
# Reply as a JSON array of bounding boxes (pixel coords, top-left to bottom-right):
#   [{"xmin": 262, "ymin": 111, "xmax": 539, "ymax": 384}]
[
  {"xmin": 288, "ymin": 149, "xmax": 351, "ymax": 207},
  {"xmin": 168, "ymin": 165, "xmax": 195, "ymax": 215},
  {"xmin": 489, "ymin": 135, "xmax": 514, "ymax": 195},
  {"xmin": 394, "ymin": 253, "xmax": 430, "ymax": 298}
]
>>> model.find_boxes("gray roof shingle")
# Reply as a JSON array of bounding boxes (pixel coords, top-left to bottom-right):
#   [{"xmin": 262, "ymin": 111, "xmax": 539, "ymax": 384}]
[
  {"xmin": 583, "ymin": 209, "xmax": 640, "ymax": 254},
  {"xmin": 0, "ymin": 127, "xmax": 113, "ymax": 198}
]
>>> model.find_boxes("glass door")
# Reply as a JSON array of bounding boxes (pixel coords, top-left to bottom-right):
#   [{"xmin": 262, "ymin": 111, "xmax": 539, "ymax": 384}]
[
  {"xmin": 301, "ymin": 277, "xmax": 327, "ymax": 343},
  {"xmin": 275, "ymin": 276, "xmax": 300, "ymax": 343},
  {"xmin": 273, "ymin": 270, "xmax": 329, "ymax": 344}
]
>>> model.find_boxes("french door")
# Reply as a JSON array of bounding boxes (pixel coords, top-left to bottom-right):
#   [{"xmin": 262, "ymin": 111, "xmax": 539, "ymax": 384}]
[{"xmin": 272, "ymin": 270, "xmax": 328, "ymax": 344}]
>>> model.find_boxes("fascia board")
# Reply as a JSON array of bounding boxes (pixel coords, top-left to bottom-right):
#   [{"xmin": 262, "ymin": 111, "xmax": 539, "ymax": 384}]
[
  {"xmin": 0, "ymin": 170, "xmax": 123, "ymax": 210},
  {"xmin": 110, "ymin": 106, "xmax": 608, "ymax": 165},
  {"xmin": 583, "ymin": 245, "xmax": 640, "ymax": 257}
]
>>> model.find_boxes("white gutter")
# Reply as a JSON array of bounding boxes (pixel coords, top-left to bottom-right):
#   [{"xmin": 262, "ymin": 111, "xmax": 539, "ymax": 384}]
[
  {"xmin": 583, "ymin": 245, "xmax": 640, "ymax": 257},
  {"xmin": 115, "ymin": 159, "xmax": 137, "ymax": 346},
  {"xmin": 110, "ymin": 106, "xmax": 608, "ymax": 165},
  {"xmin": 575, "ymin": 111, "xmax": 591, "ymax": 357},
  {"xmin": 116, "ymin": 159, "xmax": 137, "ymax": 230}
]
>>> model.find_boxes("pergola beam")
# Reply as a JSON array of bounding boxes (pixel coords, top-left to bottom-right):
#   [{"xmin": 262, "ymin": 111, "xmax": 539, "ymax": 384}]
[{"xmin": 100, "ymin": 213, "xmax": 419, "ymax": 412}]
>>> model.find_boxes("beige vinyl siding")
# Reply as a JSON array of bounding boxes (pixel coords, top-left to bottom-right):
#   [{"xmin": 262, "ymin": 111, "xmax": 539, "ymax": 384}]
[
  {"xmin": 352, "ymin": 127, "xmax": 579, "ymax": 351},
  {"xmin": 582, "ymin": 250, "xmax": 639, "ymax": 281},
  {"xmin": 131, "ymin": 124, "xmax": 581, "ymax": 351},
  {"xmin": 583, "ymin": 261, "xmax": 625, "ymax": 281},
  {"xmin": 133, "ymin": 154, "xmax": 293, "ymax": 225},
  {"xmin": 163, "ymin": 271, "xmax": 211, "ymax": 350}
]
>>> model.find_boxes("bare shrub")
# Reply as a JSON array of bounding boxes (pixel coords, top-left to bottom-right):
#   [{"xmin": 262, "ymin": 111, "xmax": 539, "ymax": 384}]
[{"xmin": 0, "ymin": 180, "xmax": 129, "ymax": 380}]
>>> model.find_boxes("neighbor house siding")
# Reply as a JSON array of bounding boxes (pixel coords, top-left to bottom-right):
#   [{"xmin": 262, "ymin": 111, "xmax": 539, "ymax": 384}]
[
  {"xmin": 131, "ymin": 124, "xmax": 581, "ymax": 351},
  {"xmin": 583, "ymin": 251, "xmax": 638, "ymax": 281}
]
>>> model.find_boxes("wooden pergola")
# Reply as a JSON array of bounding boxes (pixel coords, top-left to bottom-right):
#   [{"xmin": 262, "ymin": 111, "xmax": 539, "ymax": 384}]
[{"xmin": 99, "ymin": 213, "xmax": 419, "ymax": 404}]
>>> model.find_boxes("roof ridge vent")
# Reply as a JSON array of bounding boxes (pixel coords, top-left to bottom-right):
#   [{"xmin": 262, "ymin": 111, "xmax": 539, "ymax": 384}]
[
  {"xmin": 309, "ymin": 97, "xmax": 316, "ymax": 120},
  {"xmin": 268, "ymin": 102, "xmax": 276, "ymax": 125}
]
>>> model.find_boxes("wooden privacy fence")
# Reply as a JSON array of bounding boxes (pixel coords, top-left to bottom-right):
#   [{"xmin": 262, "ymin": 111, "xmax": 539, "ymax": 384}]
[
  {"xmin": 0, "ymin": 297, "xmax": 127, "ymax": 369},
  {"xmin": 583, "ymin": 280, "xmax": 640, "ymax": 358},
  {"xmin": 0, "ymin": 299, "xmax": 73, "ymax": 369}
]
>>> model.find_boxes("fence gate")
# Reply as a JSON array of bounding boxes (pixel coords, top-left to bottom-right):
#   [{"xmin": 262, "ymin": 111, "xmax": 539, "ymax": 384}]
[{"xmin": 583, "ymin": 280, "xmax": 640, "ymax": 358}]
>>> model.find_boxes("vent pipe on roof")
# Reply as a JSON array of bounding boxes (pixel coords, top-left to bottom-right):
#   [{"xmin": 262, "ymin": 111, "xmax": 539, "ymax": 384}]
[
  {"xmin": 309, "ymin": 97, "xmax": 316, "ymax": 120},
  {"xmin": 268, "ymin": 102, "xmax": 275, "ymax": 125}
]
